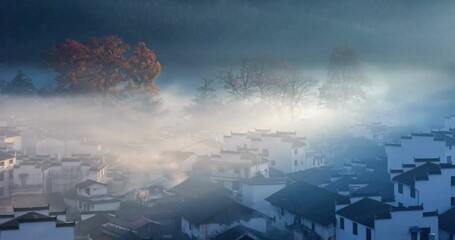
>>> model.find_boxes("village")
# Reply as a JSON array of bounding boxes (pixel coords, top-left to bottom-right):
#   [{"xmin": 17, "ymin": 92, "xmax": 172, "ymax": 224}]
[{"xmin": 0, "ymin": 113, "xmax": 451, "ymax": 240}]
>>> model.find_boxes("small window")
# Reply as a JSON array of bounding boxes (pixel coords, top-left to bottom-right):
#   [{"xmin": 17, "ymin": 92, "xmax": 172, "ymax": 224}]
[
  {"xmin": 311, "ymin": 222, "xmax": 315, "ymax": 231},
  {"xmin": 398, "ymin": 183, "xmax": 403, "ymax": 194},
  {"xmin": 451, "ymin": 177, "xmax": 455, "ymax": 186},
  {"xmin": 451, "ymin": 197, "xmax": 455, "ymax": 206},
  {"xmin": 0, "ymin": 172, "xmax": 4, "ymax": 181},
  {"xmin": 234, "ymin": 167, "xmax": 240, "ymax": 174},
  {"xmin": 85, "ymin": 188, "xmax": 90, "ymax": 195},
  {"xmin": 294, "ymin": 149, "xmax": 298, "ymax": 154},
  {"xmin": 218, "ymin": 167, "xmax": 225, "ymax": 173},
  {"xmin": 0, "ymin": 161, "xmax": 4, "ymax": 167},
  {"xmin": 448, "ymin": 156, "xmax": 453, "ymax": 164},
  {"xmin": 366, "ymin": 228, "xmax": 371, "ymax": 240},
  {"xmin": 339, "ymin": 217, "xmax": 344, "ymax": 230},
  {"xmin": 294, "ymin": 160, "xmax": 297, "ymax": 166},
  {"xmin": 271, "ymin": 160, "xmax": 276, "ymax": 166},
  {"xmin": 280, "ymin": 208, "xmax": 284, "ymax": 216},
  {"xmin": 189, "ymin": 223, "xmax": 192, "ymax": 230},
  {"xmin": 8, "ymin": 159, "xmax": 13, "ymax": 164},
  {"xmin": 353, "ymin": 222, "xmax": 358, "ymax": 235},
  {"xmin": 410, "ymin": 187, "xmax": 416, "ymax": 198}
]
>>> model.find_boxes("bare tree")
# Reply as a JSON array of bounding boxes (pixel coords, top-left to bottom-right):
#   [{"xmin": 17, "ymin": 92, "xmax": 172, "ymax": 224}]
[
  {"xmin": 276, "ymin": 70, "xmax": 318, "ymax": 120},
  {"xmin": 218, "ymin": 58, "xmax": 258, "ymax": 100}
]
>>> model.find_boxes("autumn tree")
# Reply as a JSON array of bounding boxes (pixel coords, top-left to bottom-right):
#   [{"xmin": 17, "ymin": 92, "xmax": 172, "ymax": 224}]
[
  {"xmin": 87, "ymin": 36, "xmax": 129, "ymax": 95},
  {"xmin": 41, "ymin": 39, "xmax": 92, "ymax": 93},
  {"xmin": 3, "ymin": 70, "xmax": 36, "ymax": 95},
  {"xmin": 42, "ymin": 36, "xmax": 161, "ymax": 97},
  {"xmin": 127, "ymin": 42, "xmax": 161, "ymax": 94},
  {"xmin": 319, "ymin": 46, "xmax": 368, "ymax": 108}
]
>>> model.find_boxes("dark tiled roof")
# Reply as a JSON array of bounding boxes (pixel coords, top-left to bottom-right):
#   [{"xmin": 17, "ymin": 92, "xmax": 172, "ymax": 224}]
[
  {"xmin": 9, "ymin": 192, "xmax": 66, "ymax": 214},
  {"xmin": 169, "ymin": 177, "xmax": 224, "ymax": 199},
  {"xmin": 323, "ymin": 177, "xmax": 351, "ymax": 193},
  {"xmin": 75, "ymin": 213, "xmax": 110, "ymax": 236},
  {"xmin": 287, "ymin": 167, "xmax": 332, "ymax": 186},
  {"xmin": 414, "ymin": 157, "xmax": 440, "ymax": 163},
  {"xmin": 0, "ymin": 151, "xmax": 14, "ymax": 161},
  {"xmin": 160, "ymin": 151, "xmax": 194, "ymax": 162},
  {"xmin": 265, "ymin": 182, "xmax": 348, "ymax": 225},
  {"xmin": 240, "ymin": 177, "xmax": 288, "ymax": 185},
  {"xmin": 213, "ymin": 225, "xmax": 270, "ymax": 240},
  {"xmin": 440, "ymin": 207, "xmax": 455, "ymax": 234},
  {"xmin": 336, "ymin": 198, "xmax": 393, "ymax": 228},
  {"xmin": 352, "ymin": 181, "xmax": 394, "ymax": 200},
  {"xmin": 75, "ymin": 179, "xmax": 106, "ymax": 189},
  {"xmin": 179, "ymin": 191, "xmax": 254, "ymax": 225},
  {"xmin": 268, "ymin": 167, "xmax": 286, "ymax": 178},
  {"xmin": 392, "ymin": 162, "xmax": 441, "ymax": 186},
  {"xmin": 0, "ymin": 212, "xmax": 71, "ymax": 230}
]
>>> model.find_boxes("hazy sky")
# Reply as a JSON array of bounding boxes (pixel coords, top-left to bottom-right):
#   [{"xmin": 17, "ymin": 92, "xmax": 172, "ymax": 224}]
[{"xmin": 2, "ymin": 0, "xmax": 455, "ymax": 125}]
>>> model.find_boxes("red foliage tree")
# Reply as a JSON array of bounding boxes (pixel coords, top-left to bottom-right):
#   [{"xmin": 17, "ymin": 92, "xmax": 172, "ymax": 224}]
[
  {"xmin": 42, "ymin": 36, "xmax": 161, "ymax": 96},
  {"xmin": 127, "ymin": 42, "xmax": 161, "ymax": 94},
  {"xmin": 42, "ymin": 39, "xmax": 92, "ymax": 92},
  {"xmin": 86, "ymin": 36, "xmax": 129, "ymax": 94}
]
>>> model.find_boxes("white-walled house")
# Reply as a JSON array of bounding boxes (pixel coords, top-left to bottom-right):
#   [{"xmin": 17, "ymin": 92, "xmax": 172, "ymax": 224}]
[
  {"xmin": 0, "ymin": 128, "xmax": 22, "ymax": 151},
  {"xmin": 205, "ymin": 150, "xmax": 269, "ymax": 191},
  {"xmin": 35, "ymin": 137, "xmax": 65, "ymax": 157},
  {"xmin": 239, "ymin": 177, "xmax": 287, "ymax": 215},
  {"xmin": 392, "ymin": 162, "xmax": 455, "ymax": 213},
  {"xmin": 444, "ymin": 115, "xmax": 455, "ymax": 130},
  {"xmin": 0, "ymin": 152, "xmax": 16, "ymax": 197},
  {"xmin": 64, "ymin": 179, "xmax": 120, "ymax": 214},
  {"xmin": 265, "ymin": 182, "xmax": 349, "ymax": 240},
  {"xmin": 0, "ymin": 192, "xmax": 68, "ymax": 224},
  {"xmin": 180, "ymin": 191, "xmax": 268, "ymax": 239},
  {"xmin": 42, "ymin": 156, "xmax": 108, "ymax": 193},
  {"xmin": 0, "ymin": 212, "xmax": 74, "ymax": 240},
  {"xmin": 385, "ymin": 132, "xmax": 455, "ymax": 173},
  {"xmin": 10, "ymin": 163, "xmax": 43, "ymax": 195},
  {"xmin": 336, "ymin": 197, "xmax": 438, "ymax": 240},
  {"xmin": 223, "ymin": 130, "xmax": 314, "ymax": 174},
  {"xmin": 35, "ymin": 137, "xmax": 102, "ymax": 158}
]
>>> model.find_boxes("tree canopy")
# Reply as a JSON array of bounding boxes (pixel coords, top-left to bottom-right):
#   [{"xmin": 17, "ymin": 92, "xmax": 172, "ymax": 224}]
[{"xmin": 42, "ymin": 36, "xmax": 161, "ymax": 96}]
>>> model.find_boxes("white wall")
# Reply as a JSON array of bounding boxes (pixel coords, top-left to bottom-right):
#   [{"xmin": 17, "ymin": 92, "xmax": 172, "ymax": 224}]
[
  {"xmin": 241, "ymin": 183, "xmax": 286, "ymax": 214},
  {"xmin": 386, "ymin": 135, "xmax": 447, "ymax": 172},
  {"xmin": 395, "ymin": 168, "xmax": 455, "ymax": 213},
  {"xmin": 0, "ymin": 221, "xmax": 73, "ymax": 240},
  {"xmin": 36, "ymin": 138, "xmax": 65, "ymax": 157},
  {"xmin": 376, "ymin": 211, "xmax": 438, "ymax": 240},
  {"xmin": 336, "ymin": 210, "xmax": 438, "ymax": 240}
]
